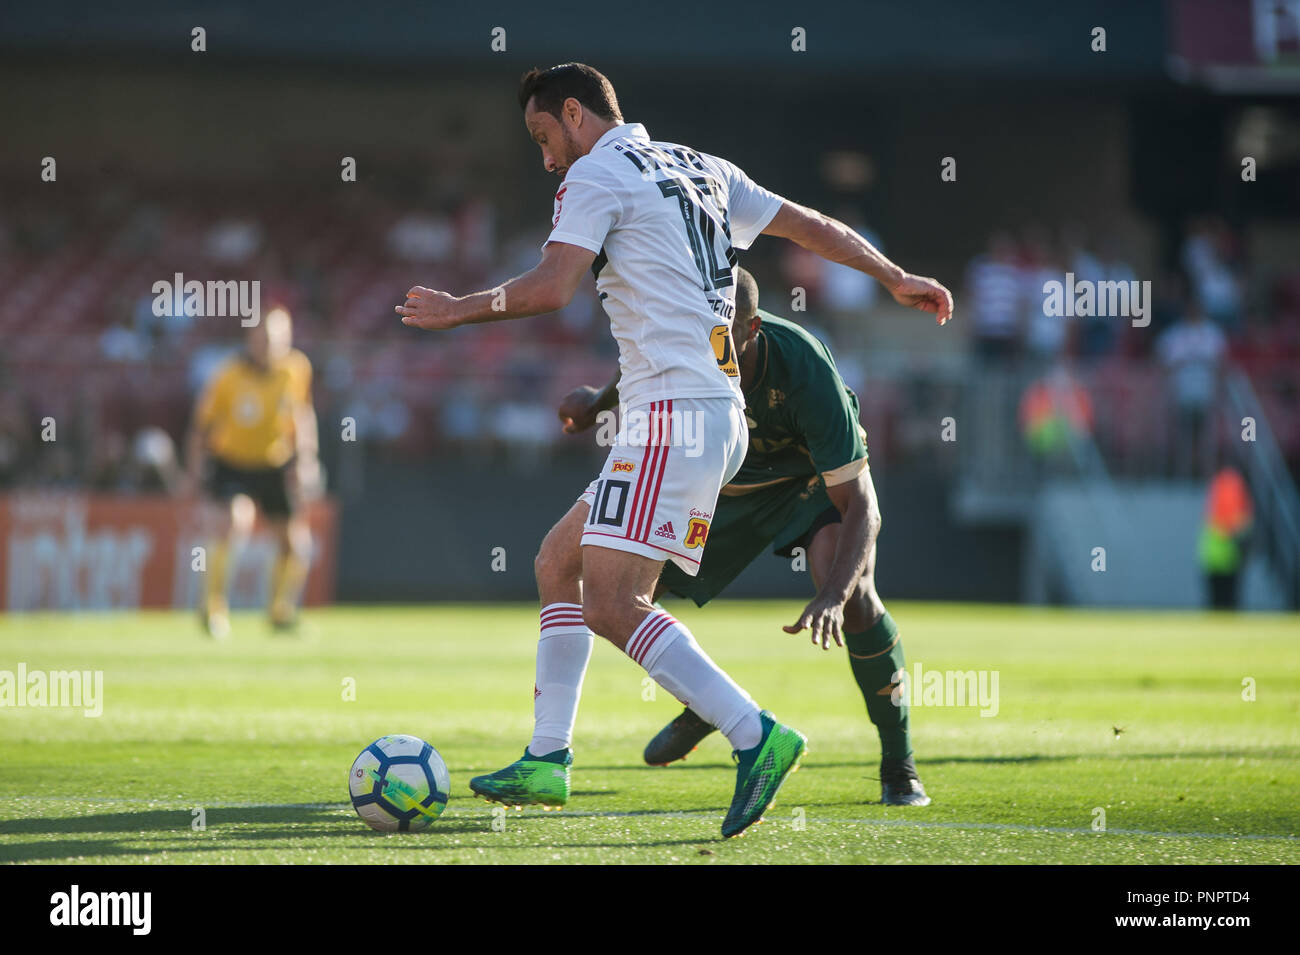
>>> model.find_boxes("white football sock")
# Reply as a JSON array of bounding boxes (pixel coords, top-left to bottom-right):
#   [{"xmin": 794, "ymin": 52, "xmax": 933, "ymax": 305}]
[
  {"xmin": 626, "ymin": 611, "xmax": 763, "ymax": 751},
  {"xmin": 529, "ymin": 603, "xmax": 594, "ymax": 756}
]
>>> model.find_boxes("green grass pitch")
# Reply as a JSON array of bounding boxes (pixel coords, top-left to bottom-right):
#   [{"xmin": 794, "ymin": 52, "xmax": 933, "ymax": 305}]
[{"xmin": 1, "ymin": 602, "xmax": 1297, "ymax": 864}]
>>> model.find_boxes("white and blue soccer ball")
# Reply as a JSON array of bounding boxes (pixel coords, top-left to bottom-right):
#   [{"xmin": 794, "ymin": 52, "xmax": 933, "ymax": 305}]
[{"xmin": 349, "ymin": 734, "xmax": 451, "ymax": 832}]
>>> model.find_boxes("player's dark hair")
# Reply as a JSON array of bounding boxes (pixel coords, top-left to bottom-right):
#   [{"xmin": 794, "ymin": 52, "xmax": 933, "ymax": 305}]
[
  {"xmin": 518, "ymin": 63, "xmax": 623, "ymax": 123},
  {"xmin": 735, "ymin": 267, "xmax": 760, "ymax": 319}
]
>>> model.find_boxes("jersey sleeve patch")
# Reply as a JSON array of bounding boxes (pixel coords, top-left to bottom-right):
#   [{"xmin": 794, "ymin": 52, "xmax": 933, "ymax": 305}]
[
  {"xmin": 713, "ymin": 156, "xmax": 784, "ymax": 250},
  {"xmin": 779, "ymin": 323, "xmax": 868, "ymax": 479},
  {"xmin": 822, "ymin": 455, "xmax": 868, "ymax": 488},
  {"xmin": 544, "ymin": 178, "xmax": 623, "ymax": 255}
]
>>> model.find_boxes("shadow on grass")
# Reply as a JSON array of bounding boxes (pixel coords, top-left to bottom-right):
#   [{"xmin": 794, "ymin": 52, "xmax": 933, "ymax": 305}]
[
  {"xmin": 916, "ymin": 749, "xmax": 1300, "ymax": 765},
  {"xmin": 0, "ymin": 805, "xmax": 486, "ymax": 839},
  {"xmin": 0, "ymin": 803, "xmax": 720, "ymax": 862},
  {"xmin": 579, "ymin": 748, "xmax": 1300, "ymax": 774}
]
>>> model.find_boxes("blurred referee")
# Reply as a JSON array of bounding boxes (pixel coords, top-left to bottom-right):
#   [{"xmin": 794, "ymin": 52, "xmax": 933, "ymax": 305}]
[{"xmin": 183, "ymin": 307, "xmax": 320, "ymax": 637}]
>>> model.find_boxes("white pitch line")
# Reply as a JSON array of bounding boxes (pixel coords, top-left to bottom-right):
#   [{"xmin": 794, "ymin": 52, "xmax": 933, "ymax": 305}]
[{"xmin": 6, "ymin": 799, "xmax": 1297, "ymax": 843}]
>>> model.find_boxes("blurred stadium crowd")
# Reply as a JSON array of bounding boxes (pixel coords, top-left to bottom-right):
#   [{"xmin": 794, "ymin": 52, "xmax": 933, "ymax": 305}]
[
  {"xmin": 961, "ymin": 215, "xmax": 1300, "ymax": 478},
  {"xmin": 1, "ymin": 173, "xmax": 1298, "ymax": 495}
]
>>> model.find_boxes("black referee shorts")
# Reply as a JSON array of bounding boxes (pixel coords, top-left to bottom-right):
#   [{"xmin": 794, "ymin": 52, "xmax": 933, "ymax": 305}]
[{"xmin": 206, "ymin": 458, "xmax": 294, "ymax": 518}]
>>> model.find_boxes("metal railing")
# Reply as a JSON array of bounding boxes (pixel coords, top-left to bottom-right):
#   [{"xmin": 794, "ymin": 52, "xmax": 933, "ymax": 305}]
[{"xmin": 1224, "ymin": 370, "xmax": 1300, "ymax": 608}]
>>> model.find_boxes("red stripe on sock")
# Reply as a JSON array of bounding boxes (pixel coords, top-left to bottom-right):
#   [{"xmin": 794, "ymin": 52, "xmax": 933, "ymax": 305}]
[
  {"xmin": 630, "ymin": 613, "xmax": 675, "ymax": 665},
  {"xmin": 540, "ymin": 614, "xmax": 584, "ymax": 624},
  {"xmin": 625, "ymin": 612, "xmax": 664, "ymax": 661},
  {"xmin": 634, "ymin": 617, "xmax": 675, "ymax": 665}
]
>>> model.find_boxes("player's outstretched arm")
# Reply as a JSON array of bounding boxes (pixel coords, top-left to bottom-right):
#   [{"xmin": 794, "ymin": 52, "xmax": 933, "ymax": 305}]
[
  {"xmin": 784, "ymin": 468, "xmax": 880, "ymax": 649},
  {"xmin": 396, "ymin": 241, "xmax": 596, "ymax": 331},
  {"xmin": 762, "ymin": 201, "xmax": 953, "ymax": 325}
]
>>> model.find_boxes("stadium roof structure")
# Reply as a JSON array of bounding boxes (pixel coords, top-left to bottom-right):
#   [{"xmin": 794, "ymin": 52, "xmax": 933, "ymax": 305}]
[{"xmin": 2, "ymin": 0, "xmax": 1166, "ymax": 80}]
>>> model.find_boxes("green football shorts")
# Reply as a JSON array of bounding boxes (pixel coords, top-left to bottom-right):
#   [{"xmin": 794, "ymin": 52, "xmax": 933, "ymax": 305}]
[{"xmin": 658, "ymin": 475, "xmax": 841, "ymax": 607}]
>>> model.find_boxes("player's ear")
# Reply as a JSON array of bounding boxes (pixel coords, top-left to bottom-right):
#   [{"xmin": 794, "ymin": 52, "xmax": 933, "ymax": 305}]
[{"xmin": 563, "ymin": 96, "xmax": 582, "ymax": 127}]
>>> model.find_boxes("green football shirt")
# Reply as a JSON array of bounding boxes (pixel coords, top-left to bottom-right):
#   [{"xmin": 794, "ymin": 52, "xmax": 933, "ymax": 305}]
[{"xmin": 726, "ymin": 311, "xmax": 868, "ymax": 496}]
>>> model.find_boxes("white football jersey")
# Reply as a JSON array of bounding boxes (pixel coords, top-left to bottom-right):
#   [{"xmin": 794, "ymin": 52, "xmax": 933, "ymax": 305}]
[{"xmin": 545, "ymin": 123, "xmax": 784, "ymax": 408}]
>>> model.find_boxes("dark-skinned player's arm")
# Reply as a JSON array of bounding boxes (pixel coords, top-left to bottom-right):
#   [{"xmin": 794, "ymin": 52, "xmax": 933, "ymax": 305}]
[
  {"xmin": 761, "ymin": 201, "xmax": 953, "ymax": 325},
  {"xmin": 556, "ymin": 369, "xmax": 621, "ymax": 435},
  {"xmin": 783, "ymin": 469, "xmax": 879, "ymax": 650},
  {"xmin": 396, "ymin": 240, "xmax": 596, "ymax": 331}
]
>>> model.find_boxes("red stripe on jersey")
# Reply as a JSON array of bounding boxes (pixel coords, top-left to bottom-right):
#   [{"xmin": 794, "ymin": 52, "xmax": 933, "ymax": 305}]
[
  {"xmin": 624, "ymin": 401, "xmax": 657, "ymax": 541},
  {"xmin": 628, "ymin": 401, "xmax": 662, "ymax": 541},
  {"xmin": 632, "ymin": 403, "xmax": 665, "ymax": 541},
  {"xmin": 638, "ymin": 399, "xmax": 672, "ymax": 543}
]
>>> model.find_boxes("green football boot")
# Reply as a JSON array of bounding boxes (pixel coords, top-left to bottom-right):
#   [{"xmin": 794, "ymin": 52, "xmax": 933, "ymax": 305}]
[
  {"xmin": 468, "ymin": 747, "xmax": 572, "ymax": 808},
  {"xmin": 721, "ymin": 710, "xmax": 807, "ymax": 838}
]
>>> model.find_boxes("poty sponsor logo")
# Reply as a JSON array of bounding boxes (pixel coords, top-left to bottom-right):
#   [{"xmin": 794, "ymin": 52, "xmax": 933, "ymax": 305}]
[
  {"xmin": 151, "ymin": 272, "xmax": 261, "ymax": 327},
  {"xmin": 49, "ymin": 885, "xmax": 151, "ymax": 935},
  {"xmin": 594, "ymin": 404, "xmax": 706, "ymax": 458},
  {"xmin": 612, "ymin": 459, "xmax": 635, "ymax": 474},
  {"xmin": 890, "ymin": 662, "xmax": 999, "ymax": 717},
  {"xmin": 0, "ymin": 663, "xmax": 103, "ymax": 717},
  {"xmin": 1041, "ymin": 272, "xmax": 1151, "ymax": 328},
  {"xmin": 684, "ymin": 517, "xmax": 710, "ymax": 549}
]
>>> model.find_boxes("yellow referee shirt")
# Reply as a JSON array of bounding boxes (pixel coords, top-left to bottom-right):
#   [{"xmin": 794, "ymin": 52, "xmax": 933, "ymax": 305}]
[{"xmin": 196, "ymin": 350, "xmax": 313, "ymax": 470}]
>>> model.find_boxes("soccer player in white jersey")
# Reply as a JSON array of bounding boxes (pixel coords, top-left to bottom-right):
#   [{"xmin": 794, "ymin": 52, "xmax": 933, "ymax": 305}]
[{"xmin": 396, "ymin": 63, "xmax": 952, "ymax": 837}]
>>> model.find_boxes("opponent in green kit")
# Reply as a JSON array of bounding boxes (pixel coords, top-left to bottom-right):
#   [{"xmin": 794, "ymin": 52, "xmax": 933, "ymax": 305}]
[{"xmin": 558, "ymin": 267, "xmax": 929, "ymax": 806}]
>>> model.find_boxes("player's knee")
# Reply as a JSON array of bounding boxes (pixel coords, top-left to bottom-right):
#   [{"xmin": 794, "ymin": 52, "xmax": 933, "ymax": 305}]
[
  {"xmin": 286, "ymin": 519, "xmax": 311, "ymax": 558},
  {"xmin": 579, "ymin": 598, "xmax": 615, "ymax": 641},
  {"xmin": 534, "ymin": 535, "xmax": 580, "ymax": 591},
  {"xmin": 230, "ymin": 495, "xmax": 256, "ymax": 536},
  {"xmin": 580, "ymin": 595, "xmax": 638, "ymax": 644}
]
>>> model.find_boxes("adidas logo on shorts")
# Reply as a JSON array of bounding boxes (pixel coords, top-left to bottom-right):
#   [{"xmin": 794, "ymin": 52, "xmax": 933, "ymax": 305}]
[{"xmin": 654, "ymin": 521, "xmax": 677, "ymax": 541}]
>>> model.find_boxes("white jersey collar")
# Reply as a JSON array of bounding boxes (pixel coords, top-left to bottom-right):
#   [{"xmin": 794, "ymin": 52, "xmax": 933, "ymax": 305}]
[{"xmin": 592, "ymin": 122, "xmax": 648, "ymax": 152}]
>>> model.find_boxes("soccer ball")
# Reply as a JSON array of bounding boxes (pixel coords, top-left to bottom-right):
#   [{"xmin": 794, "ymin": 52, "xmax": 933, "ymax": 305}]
[{"xmin": 349, "ymin": 734, "xmax": 451, "ymax": 832}]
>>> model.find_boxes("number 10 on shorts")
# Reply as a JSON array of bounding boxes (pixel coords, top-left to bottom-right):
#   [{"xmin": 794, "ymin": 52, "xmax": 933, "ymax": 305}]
[{"xmin": 588, "ymin": 479, "xmax": 632, "ymax": 529}]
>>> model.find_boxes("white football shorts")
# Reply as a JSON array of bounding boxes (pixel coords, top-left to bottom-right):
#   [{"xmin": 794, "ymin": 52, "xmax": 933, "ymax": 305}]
[{"xmin": 579, "ymin": 397, "xmax": 747, "ymax": 575}]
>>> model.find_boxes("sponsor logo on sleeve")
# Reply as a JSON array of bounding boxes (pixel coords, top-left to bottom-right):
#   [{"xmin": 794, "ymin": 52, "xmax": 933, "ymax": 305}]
[{"xmin": 552, "ymin": 185, "xmax": 568, "ymax": 226}]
